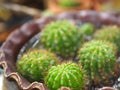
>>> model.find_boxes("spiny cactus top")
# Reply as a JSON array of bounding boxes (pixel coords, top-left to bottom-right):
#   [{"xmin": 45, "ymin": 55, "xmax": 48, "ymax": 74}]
[
  {"xmin": 17, "ymin": 49, "xmax": 58, "ymax": 82},
  {"xmin": 58, "ymin": 0, "xmax": 80, "ymax": 8},
  {"xmin": 41, "ymin": 20, "xmax": 83, "ymax": 58},
  {"xmin": 78, "ymin": 40, "xmax": 117, "ymax": 84},
  {"xmin": 45, "ymin": 62, "xmax": 85, "ymax": 90},
  {"xmin": 80, "ymin": 23, "xmax": 95, "ymax": 36},
  {"xmin": 94, "ymin": 25, "xmax": 120, "ymax": 52}
]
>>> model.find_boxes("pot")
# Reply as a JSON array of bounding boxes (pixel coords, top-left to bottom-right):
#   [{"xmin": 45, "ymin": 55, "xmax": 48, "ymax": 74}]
[{"xmin": 0, "ymin": 10, "xmax": 120, "ymax": 90}]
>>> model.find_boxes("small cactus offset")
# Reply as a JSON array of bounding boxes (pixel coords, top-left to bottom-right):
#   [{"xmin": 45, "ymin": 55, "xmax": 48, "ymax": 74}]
[
  {"xmin": 94, "ymin": 25, "xmax": 120, "ymax": 53},
  {"xmin": 45, "ymin": 62, "xmax": 85, "ymax": 90},
  {"xmin": 79, "ymin": 23, "xmax": 95, "ymax": 41},
  {"xmin": 17, "ymin": 49, "xmax": 58, "ymax": 82},
  {"xmin": 78, "ymin": 40, "xmax": 117, "ymax": 85},
  {"xmin": 80, "ymin": 23, "xmax": 95, "ymax": 36},
  {"xmin": 41, "ymin": 20, "xmax": 83, "ymax": 58}
]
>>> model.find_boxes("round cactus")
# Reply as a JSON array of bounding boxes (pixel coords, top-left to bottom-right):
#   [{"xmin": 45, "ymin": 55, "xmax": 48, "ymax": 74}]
[
  {"xmin": 40, "ymin": 20, "xmax": 83, "ymax": 58},
  {"xmin": 58, "ymin": 0, "xmax": 80, "ymax": 8},
  {"xmin": 78, "ymin": 40, "xmax": 117, "ymax": 85},
  {"xmin": 80, "ymin": 23, "xmax": 95, "ymax": 36},
  {"xmin": 45, "ymin": 62, "xmax": 85, "ymax": 90},
  {"xmin": 94, "ymin": 25, "xmax": 120, "ymax": 53},
  {"xmin": 79, "ymin": 23, "xmax": 95, "ymax": 41},
  {"xmin": 17, "ymin": 49, "xmax": 58, "ymax": 82}
]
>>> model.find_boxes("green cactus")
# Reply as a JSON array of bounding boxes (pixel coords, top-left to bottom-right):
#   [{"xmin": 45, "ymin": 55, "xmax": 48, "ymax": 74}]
[
  {"xmin": 79, "ymin": 23, "xmax": 95, "ymax": 41},
  {"xmin": 45, "ymin": 62, "xmax": 85, "ymax": 90},
  {"xmin": 80, "ymin": 23, "xmax": 95, "ymax": 36},
  {"xmin": 40, "ymin": 20, "xmax": 83, "ymax": 58},
  {"xmin": 58, "ymin": 0, "xmax": 80, "ymax": 8},
  {"xmin": 94, "ymin": 25, "xmax": 120, "ymax": 53},
  {"xmin": 17, "ymin": 49, "xmax": 58, "ymax": 82},
  {"xmin": 78, "ymin": 40, "xmax": 117, "ymax": 85}
]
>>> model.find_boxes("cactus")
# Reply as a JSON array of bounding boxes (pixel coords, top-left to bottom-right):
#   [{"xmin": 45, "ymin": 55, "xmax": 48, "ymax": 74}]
[
  {"xmin": 78, "ymin": 40, "xmax": 117, "ymax": 85},
  {"xmin": 94, "ymin": 25, "xmax": 120, "ymax": 53},
  {"xmin": 80, "ymin": 23, "xmax": 95, "ymax": 36},
  {"xmin": 45, "ymin": 62, "xmax": 85, "ymax": 90},
  {"xmin": 58, "ymin": 0, "xmax": 80, "ymax": 8},
  {"xmin": 17, "ymin": 49, "xmax": 58, "ymax": 82},
  {"xmin": 40, "ymin": 20, "xmax": 83, "ymax": 58},
  {"xmin": 79, "ymin": 23, "xmax": 95, "ymax": 41}
]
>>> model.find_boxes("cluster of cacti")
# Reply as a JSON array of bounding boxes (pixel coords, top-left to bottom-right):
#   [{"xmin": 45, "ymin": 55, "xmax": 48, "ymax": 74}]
[
  {"xmin": 17, "ymin": 49, "xmax": 58, "ymax": 82},
  {"xmin": 58, "ymin": 0, "xmax": 80, "ymax": 8},
  {"xmin": 45, "ymin": 62, "xmax": 85, "ymax": 90},
  {"xmin": 17, "ymin": 20, "xmax": 120, "ymax": 90},
  {"xmin": 40, "ymin": 20, "xmax": 83, "ymax": 58},
  {"xmin": 78, "ymin": 40, "xmax": 117, "ymax": 84},
  {"xmin": 94, "ymin": 25, "xmax": 120, "ymax": 53}
]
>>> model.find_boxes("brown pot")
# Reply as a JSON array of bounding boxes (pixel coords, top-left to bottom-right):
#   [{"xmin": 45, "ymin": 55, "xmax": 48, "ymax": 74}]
[{"xmin": 0, "ymin": 10, "xmax": 120, "ymax": 90}]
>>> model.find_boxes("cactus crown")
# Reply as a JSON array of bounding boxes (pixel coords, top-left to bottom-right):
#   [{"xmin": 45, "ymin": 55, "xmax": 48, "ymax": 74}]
[
  {"xmin": 41, "ymin": 20, "xmax": 83, "ymax": 58},
  {"xmin": 45, "ymin": 62, "xmax": 85, "ymax": 90},
  {"xmin": 78, "ymin": 40, "xmax": 116, "ymax": 83},
  {"xmin": 94, "ymin": 25, "xmax": 120, "ymax": 52},
  {"xmin": 17, "ymin": 49, "xmax": 58, "ymax": 82}
]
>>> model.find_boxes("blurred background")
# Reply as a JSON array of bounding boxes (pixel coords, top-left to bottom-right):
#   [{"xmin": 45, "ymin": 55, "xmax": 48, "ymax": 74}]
[{"xmin": 0, "ymin": 0, "xmax": 120, "ymax": 46}]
